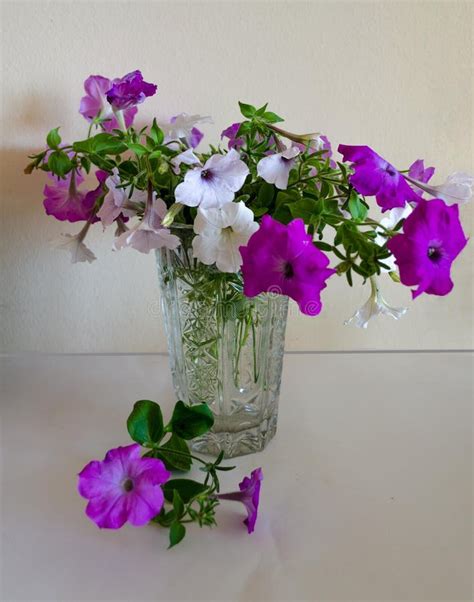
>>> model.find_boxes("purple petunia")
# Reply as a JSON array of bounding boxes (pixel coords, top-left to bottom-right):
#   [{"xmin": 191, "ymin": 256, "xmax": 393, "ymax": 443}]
[
  {"xmin": 106, "ymin": 70, "xmax": 157, "ymax": 111},
  {"xmin": 79, "ymin": 75, "xmax": 138, "ymax": 132},
  {"xmin": 78, "ymin": 443, "xmax": 170, "ymax": 529},
  {"xmin": 338, "ymin": 144, "xmax": 421, "ymax": 211},
  {"xmin": 43, "ymin": 169, "xmax": 100, "ymax": 223},
  {"xmin": 217, "ymin": 468, "xmax": 263, "ymax": 534},
  {"xmin": 240, "ymin": 215, "xmax": 335, "ymax": 316},
  {"xmin": 387, "ymin": 198, "xmax": 468, "ymax": 298},
  {"xmin": 221, "ymin": 122, "xmax": 245, "ymax": 150}
]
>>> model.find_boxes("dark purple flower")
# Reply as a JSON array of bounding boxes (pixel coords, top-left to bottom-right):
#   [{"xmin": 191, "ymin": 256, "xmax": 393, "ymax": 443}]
[
  {"xmin": 240, "ymin": 216, "xmax": 335, "ymax": 316},
  {"xmin": 106, "ymin": 70, "xmax": 157, "ymax": 111},
  {"xmin": 221, "ymin": 122, "xmax": 245, "ymax": 150},
  {"xmin": 338, "ymin": 144, "xmax": 421, "ymax": 211},
  {"xmin": 387, "ymin": 199, "xmax": 468, "ymax": 298},
  {"xmin": 78, "ymin": 443, "xmax": 170, "ymax": 529},
  {"xmin": 217, "ymin": 468, "xmax": 263, "ymax": 534},
  {"xmin": 79, "ymin": 75, "xmax": 138, "ymax": 132}
]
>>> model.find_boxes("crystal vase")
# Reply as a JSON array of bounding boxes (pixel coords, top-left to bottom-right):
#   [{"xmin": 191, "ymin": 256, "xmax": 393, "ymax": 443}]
[{"xmin": 155, "ymin": 226, "xmax": 289, "ymax": 458}]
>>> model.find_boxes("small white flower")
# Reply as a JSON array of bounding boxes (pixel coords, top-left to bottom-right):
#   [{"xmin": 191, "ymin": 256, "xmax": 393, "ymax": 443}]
[
  {"xmin": 345, "ymin": 278, "xmax": 407, "ymax": 329},
  {"xmin": 407, "ymin": 172, "xmax": 474, "ymax": 205},
  {"xmin": 51, "ymin": 222, "xmax": 96, "ymax": 264},
  {"xmin": 97, "ymin": 168, "xmax": 141, "ymax": 227},
  {"xmin": 175, "ymin": 149, "xmax": 249, "ymax": 209},
  {"xmin": 161, "ymin": 113, "xmax": 212, "ymax": 147},
  {"xmin": 374, "ymin": 204, "xmax": 413, "ymax": 272},
  {"xmin": 170, "ymin": 149, "xmax": 201, "ymax": 174},
  {"xmin": 256, "ymin": 146, "xmax": 300, "ymax": 190},
  {"xmin": 114, "ymin": 198, "xmax": 180, "ymax": 254},
  {"xmin": 192, "ymin": 201, "xmax": 259, "ymax": 273}
]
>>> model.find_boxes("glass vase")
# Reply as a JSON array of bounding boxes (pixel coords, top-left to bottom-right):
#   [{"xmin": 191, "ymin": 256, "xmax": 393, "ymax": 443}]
[{"xmin": 155, "ymin": 226, "xmax": 289, "ymax": 458}]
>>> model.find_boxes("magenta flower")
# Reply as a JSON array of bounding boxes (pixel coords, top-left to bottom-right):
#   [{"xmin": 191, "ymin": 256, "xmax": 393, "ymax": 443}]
[
  {"xmin": 240, "ymin": 216, "xmax": 335, "ymax": 315},
  {"xmin": 217, "ymin": 468, "xmax": 263, "ymax": 534},
  {"xmin": 174, "ymin": 149, "xmax": 249, "ymax": 209},
  {"xmin": 106, "ymin": 70, "xmax": 157, "ymax": 111},
  {"xmin": 221, "ymin": 122, "xmax": 245, "ymax": 150},
  {"xmin": 387, "ymin": 199, "xmax": 468, "ymax": 299},
  {"xmin": 43, "ymin": 169, "xmax": 98, "ymax": 222},
  {"xmin": 78, "ymin": 443, "xmax": 170, "ymax": 529},
  {"xmin": 338, "ymin": 144, "xmax": 421, "ymax": 211},
  {"xmin": 79, "ymin": 75, "xmax": 138, "ymax": 132},
  {"xmin": 408, "ymin": 159, "xmax": 435, "ymax": 184}
]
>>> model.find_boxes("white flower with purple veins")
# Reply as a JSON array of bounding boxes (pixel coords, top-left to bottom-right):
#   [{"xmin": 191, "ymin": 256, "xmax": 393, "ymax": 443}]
[
  {"xmin": 374, "ymin": 204, "xmax": 413, "ymax": 272},
  {"xmin": 257, "ymin": 146, "xmax": 300, "ymax": 190},
  {"xmin": 161, "ymin": 113, "xmax": 212, "ymax": 148},
  {"xmin": 97, "ymin": 168, "xmax": 142, "ymax": 227},
  {"xmin": 174, "ymin": 149, "xmax": 249, "ymax": 209},
  {"xmin": 115, "ymin": 198, "xmax": 180, "ymax": 254},
  {"xmin": 422, "ymin": 172, "xmax": 473, "ymax": 205},
  {"xmin": 192, "ymin": 202, "xmax": 259, "ymax": 273},
  {"xmin": 345, "ymin": 277, "xmax": 407, "ymax": 329}
]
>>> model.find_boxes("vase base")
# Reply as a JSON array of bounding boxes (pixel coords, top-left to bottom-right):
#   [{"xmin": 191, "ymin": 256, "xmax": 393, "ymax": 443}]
[{"xmin": 190, "ymin": 414, "xmax": 278, "ymax": 458}]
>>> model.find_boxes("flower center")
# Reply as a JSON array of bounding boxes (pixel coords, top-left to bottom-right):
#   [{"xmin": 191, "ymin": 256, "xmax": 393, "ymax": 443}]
[
  {"xmin": 200, "ymin": 169, "xmax": 213, "ymax": 181},
  {"xmin": 427, "ymin": 245, "xmax": 443, "ymax": 263},
  {"xmin": 122, "ymin": 478, "xmax": 134, "ymax": 492},
  {"xmin": 283, "ymin": 261, "xmax": 294, "ymax": 279}
]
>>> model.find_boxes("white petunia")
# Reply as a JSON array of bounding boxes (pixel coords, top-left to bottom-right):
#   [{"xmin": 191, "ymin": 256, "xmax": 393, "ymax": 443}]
[
  {"xmin": 170, "ymin": 149, "xmax": 201, "ymax": 174},
  {"xmin": 97, "ymin": 168, "xmax": 142, "ymax": 227},
  {"xmin": 51, "ymin": 222, "xmax": 96, "ymax": 264},
  {"xmin": 374, "ymin": 204, "xmax": 413, "ymax": 272},
  {"xmin": 175, "ymin": 149, "xmax": 249, "ymax": 209},
  {"xmin": 256, "ymin": 146, "xmax": 300, "ymax": 190},
  {"xmin": 345, "ymin": 278, "xmax": 407, "ymax": 329},
  {"xmin": 407, "ymin": 172, "xmax": 474, "ymax": 205},
  {"xmin": 114, "ymin": 197, "xmax": 180, "ymax": 254},
  {"xmin": 161, "ymin": 113, "xmax": 212, "ymax": 148},
  {"xmin": 192, "ymin": 201, "xmax": 259, "ymax": 273}
]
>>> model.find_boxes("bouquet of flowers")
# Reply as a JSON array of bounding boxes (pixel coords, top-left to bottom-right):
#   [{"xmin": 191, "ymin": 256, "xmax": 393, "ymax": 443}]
[{"xmin": 25, "ymin": 69, "xmax": 471, "ymax": 327}]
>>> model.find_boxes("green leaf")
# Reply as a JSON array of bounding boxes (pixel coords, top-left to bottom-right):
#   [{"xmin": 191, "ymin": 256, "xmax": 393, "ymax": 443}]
[
  {"xmin": 348, "ymin": 190, "xmax": 368, "ymax": 221},
  {"xmin": 314, "ymin": 241, "xmax": 333, "ymax": 252},
  {"xmin": 163, "ymin": 479, "xmax": 208, "ymax": 503},
  {"xmin": 170, "ymin": 400, "xmax": 214, "ymax": 440},
  {"xmin": 72, "ymin": 133, "xmax": 128, "ymax": 155},
  {"xmin": 172, "ymin": 489, "xmax": 185, "ymax": 518},
  {"xmin": 289, "ymin": 198, "xmax": 319, "ymax": 223},
  {"xmin": 262, "ymin": 111, "xmax": 284, "ymax": 123},
  {"xmin": 127, "ymin": 400, "xmax": 164, "ymax": 447},
  {"xmin": 156, "ymin": 434, "xmax": 192, "ymax": 471},
  {"xmin": 169, "ymin": 522, "xmax": 186, "ymax": 548},
  {"xmin": 150, "ymin": 118, "xmax": 165, "ymax": 145},
  {"xmin": 48, "ymin": 151, "xmax": 73, "ymax": 177},
  {"xmin": 46, "ymin": 127, "xmax": 62, "ymax": 149},
  {"xmin": 128, "ymin": 142, "xmax": 149, "ymax": 156},
  {"xmin": 256, "ymin": 182, "xmax": 275, "ymax": 208},
  {"xmin": 153, "ymin": 508, "xmax": 176, "ymax": 527},
  {"xmin": 238, "ymin": 101, "xmax": 256, "ymax": 119}
]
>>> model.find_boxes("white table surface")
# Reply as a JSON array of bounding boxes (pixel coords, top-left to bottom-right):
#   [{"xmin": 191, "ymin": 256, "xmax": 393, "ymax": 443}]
[{"xmin": 1, "ymin": 352, "xmax": 472, "ymax": 602}]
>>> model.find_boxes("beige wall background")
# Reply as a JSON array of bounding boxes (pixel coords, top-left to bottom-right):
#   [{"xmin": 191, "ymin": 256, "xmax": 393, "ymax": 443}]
[{"xmin": 1, "ymin": 0, "xmax": 473, "ymax": 353}]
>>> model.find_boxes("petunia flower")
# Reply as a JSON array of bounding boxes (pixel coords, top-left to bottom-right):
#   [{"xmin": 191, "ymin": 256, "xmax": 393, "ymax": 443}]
[
  {"xmin": 106, "ymin": 70, "xmax": 157, "ymax": 112},
  {"xmin": 374, "ymin": 204, "xmax": 413, "ymax": 272},
  {"xmin": 170, "ymin": 148, "xmax": 201, "ymax": 175},
  {"xmin": 221, "ymin": 122, "xmax": 245, "ymax": 150},
  {"xmin": 51, "ymin": 221, "xmax": 96, "ymax": 264},
  {"xmin": 406, "ymin": 171, "xmax": 474, "ymax": 206},
  {"xmin": 257, "ymin": 146, "xmax": 300, "ymax": 190},
  {"xmin": 338, "ymin": 144, "xmax": 421, "ymax": 211},
  {"xmin": 96, "ymin": 168, "xmax": 142, "ymax": 227},
  {"xmin": 217, "ymin": 468, "xmax": 263, "ymax": 534},
  {"xmin": 387, "ymin": 198, "xmax": 468, "ymax": 298},
  {"xmin": 161, "ymin": 113, "xmax": 212, "ymax": 148},
  {"xmin": 408, "ymin": 159, "xmax": 435, "ymax": 185},
  {"xmin": 79, "ymin": 74, "xmax": 138, "ymax": 132},
  {"xmin": 345, "ymin": 277, "xmax": 407, "ymax": 328},
  {"xmin": 43, "ymin": 169, "xmax": 97, "ymax": 222},
  {"xmin": 240, "ymin": 215, "xmax": 335, "ymax": 316},
  {"xmin": 174, "ymin": 149, "xmax": 249, "ymax": 209},
  {"xmin": 192, "ymin": 201, "xmax": 259, "ymax": 273},
  {"xmin": 78, "ymin": 443, "xmax": 170, "ymax": 529},
  {"xmin": 115, "ymin": 197, "xmax": 180, "ymax": 254}
]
